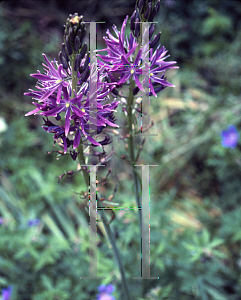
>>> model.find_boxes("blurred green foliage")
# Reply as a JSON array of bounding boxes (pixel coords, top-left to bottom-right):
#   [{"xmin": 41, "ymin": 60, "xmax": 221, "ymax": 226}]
[{"xmin": 1, "ymin": 0, "xmax": 241, "ymax": 299}]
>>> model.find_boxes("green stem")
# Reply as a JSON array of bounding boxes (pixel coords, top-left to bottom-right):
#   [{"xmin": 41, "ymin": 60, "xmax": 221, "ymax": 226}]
[
  {"xmin": 127, "ymin": 78, "xmax": 142, "ymax": 231},
  {"xmin": 77, "ymin": 142, "xmax": 132, "ymax": 300}
]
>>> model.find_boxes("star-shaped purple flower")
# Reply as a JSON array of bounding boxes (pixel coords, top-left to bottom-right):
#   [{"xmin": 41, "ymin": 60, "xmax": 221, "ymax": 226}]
[
  {"xmin": 0, "ymin": 286, "xmax": 12, "ymax": 300},
  {"xmin": 220, "ymin": 124, "xmax": 239, "ymax": 149},
  {"xmin": 97, "ymin": 15, "xmax": 178, "ymax": 96},
  {"xmin": 27, "ymin": 219, "xmax": 41, "ymax": 227},
  {"xmin": 31, "ymin": 54, "xmax": 69, "ymax": 104},
  {"xmin": 96, "ymin": 284, "xmax": 115, "ymax": 300}
]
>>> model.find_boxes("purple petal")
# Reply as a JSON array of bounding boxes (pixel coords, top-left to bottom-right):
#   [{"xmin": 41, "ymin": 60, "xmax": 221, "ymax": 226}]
[
  {"xmin": 73, "ymin": 128, "xmax": 81, "ymax": 149},
  {"xmin": 80, "ymin": 120, "xmax": 102, "ymax": 146},
  {"xmin": 56, "ymin": 85, "xmax": 62, "ymax": 104},
  {"xmin": 42, "ymin": 53, "xmax": 58, "ymax": 77},
  {"xmin": 151, "ymin": 76, "xmax": 175, "ymax": 87},
  {"xmin": 71, "ymin": 106, "xmax": 86, "ymax": 117},
  {"xmin": 133, "ymin": 73, "xmax": 144, "ymax": 91},
  {"xmin": 98, "ymin": 115, "xmax": 119, "ymax": 127},
  {"xmin": 65, "ymin": 107, "xmax": 71, "ymax": 136},
  {"xmin": 1, "ymin": 286, "xmax": 12, "ymax": 300},
  {"xmin": 30, "ymin": 73, "xmax": 54, "ymax": 81},
  {"xmin": 25, "ymin": 106, "xmax": 41, "ymax": 116},
  {"xmin": 39, "ymin": 85, "xmax": 59, "ymax": 101},
  {"xmin": 120, "ymin": 16, "xmax": 128, "ymax": 45},
  {"xmin": 62, "ymin": 135, "xmax": 68, "ymax": 154},
  {"xmin": 221, "ymin": 125, "xmax": 239, "ymax": 148},
  {"xmin": 118, "ymin": 73, "xmax": 131, "ymax": 85},
  {"xmin": 105, "ymin": 284, "xmax": 115, "ymax": 294},
  {"xmin": 149, "ymin": 81, "xmax": 157, "ymax": 97},
  {"xmin": 134, "ymin": 49, "xmax": 142, "ymax": 66},
  {"xmin": 121, "ymin": 55, "xmax": 130, "ymax": 66},
  {"xmin": 40, "ymin": 105, "xmax": 65, "ymax": 117}
]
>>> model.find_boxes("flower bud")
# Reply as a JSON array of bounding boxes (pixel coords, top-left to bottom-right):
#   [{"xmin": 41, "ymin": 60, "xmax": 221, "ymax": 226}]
[
  {"xmin": 135, "ymin": 9, "xmax": 140, "ymax": 21},
  {"xmin": 62, "ymin": 43, "xmax": 70, "ymax": 62},
  {"xmin": 79, "ymin": 43, "xmax": 87, "ymax": 60},
  {"xmin": 135, "ymin": 18, "xmax": 140, "ymax": 38},
  {"xmin": 111, "ymin": 88, "xmax": 118, "ymax": 96},
  {"xmin": 58, "ymin": 51, "xmax": 69, "ymax": 70},
  {"xmin": 78, "ymin": 67, "xmax": 83, "ymax": 76},
  {"xmin": 68, "ymin": 27, "xmax": 74, "ymax": 42},
  {"xmin": 83, "ymin": 54, "xmax": 89, "ymax": 71},
  {"xmin": 155, "ymin": 0, "xmax": 161, "ymax": 14},
  {"xmin": 73, "ymin": 25, "xmax": 78, "ymax": 35},
  {"xmin": 74, "ymin": 35, "xmax": 81, "ymax": 51},
  {"xmin": 144, "ymin": 3, "xmax": 152, "ymax": 19},
  {"xmin": 150, "ymin": 32, "xmax": 161, "ymax": 48},
  {"xmin": 65, "ymin": 36, "xmax": 73, "ymax": 56},
  {"xmin": 148, "ymin": 7, "xmax": 156, "ymax": 22},
  {"xmin": 79, "ymin": 29, "xmax": 86, "ymax": 45},
  {"xmin": 149, "ymin": 23, "xmax": 155, "ymax": 39},
  {"xmin": 74, "ymin": 54, "xmax": 81, "ymax": 71},
  {"xmin": 138, "ymin": 0, "xmax": 144, "ymax": 14},
  {"xmin": 130, "ymin": 10, "xmax": 136, "ymax": 31},
  {"xmin": 133, "ymin": 86, "xmax": 140, "ymax": 95},
  {"xmin": 80, "ymin": 67, "xmax": 90, "ymax": 83}
]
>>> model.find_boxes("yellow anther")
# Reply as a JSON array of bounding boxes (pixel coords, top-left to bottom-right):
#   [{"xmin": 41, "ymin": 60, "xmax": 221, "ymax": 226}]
[
  {"xmin": 65, "ymin": 103, "xmax": 70, "ymax": 108},
  {"xmin": 56, "ymin": 79, "xmax": 62, "ymax": 83},
  {"xmin": 79, "ymin": 125, "xmax": 82, "ymax": 130},
  {"xmin": 130, "ymin": 69, "xmax": 135, "ymax": 74},
  {"xmin": 81, "ymin": 108, "xmax": 85, "ymax": 113},
  {"xmin": 150, "ymin": 73, "xmax": 154, "ymax": 76}
]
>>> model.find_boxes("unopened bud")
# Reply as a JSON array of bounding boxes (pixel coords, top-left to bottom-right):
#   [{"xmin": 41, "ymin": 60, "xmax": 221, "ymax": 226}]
[
  {"xmin": 65, "ymin": 36, "xmax": 73, "ymax": 55},
  {"xmin": 130, "ymin": 10, "xmax": 136, "ymax": 31},
  {"xmin": 68, "ymin": 27, "xmax": 74, "ymax": 42},
  {"xmin": 144, "ymin": 3, "xmax": 152, "ymax": 19},
  {"xmin": 73, "ymin": 25, "xmax": 78, "ymax": 35},
  {"xmin": 79, "ymin": 43, "xmax": 87, "ymax": 60},
  {"xmin": 58, "ymin": 51, "xmax": 69, "ymax": 70},
  {"xmin": 79, "ymin": 30, "xmax": 86, "ymax": 45},
  {"xmin": 149, "ymin": 23, "xmax": 155, "ymax": 39},
  {"xmin": 138, "ymin": 0, "xmax": 144, "ymax": 14},
  {"xmin": 148, "ymin": 7, "xmax": 156, "ymax": 22},
  {"xmin": 74, "ymin": 36, "xmax": 80, "ymax": 51},
  {"xmin": 135, "ymin": 18, "xmax": 140, "ymax": 38},
  {"xmin": 83, "ymin": 54, "xmax": 89, "ymax": 71},
  {"xmin": 74, "ymin": 54, "xmax": 81, "ymax": 71},
  {"xmin": 62, "ymin": 43, "xmax": 69, "ymax": 62},
  {"xmin": 80, "ymin": 67, "xmax": 90, "ymax": 83},
  {"xmin": 155, "ymin": 0, "xmax": 161, "ymax": 14},
  {"xmin": 150, "ymin": 32, "xmax": 161, "ymax": 48},
  {"xmin": 111, "ymin": 88, "xmax": 118, "ymax": 96},
  {"xmin": 133, "ymin": 86, "xmax": 140, "ymax": 95}
]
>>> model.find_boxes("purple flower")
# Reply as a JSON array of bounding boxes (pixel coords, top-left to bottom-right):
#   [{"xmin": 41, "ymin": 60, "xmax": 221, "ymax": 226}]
[
  {"xmin": 97, "ymin": 16, "xmax": 178, "ymax": 97},
  {"xmin": 0, "ymin": 286, "xmax": 12, "ymax": 300},
  {"xmin": 25, "ymin": 59, "xmax": 119, "ymax": 154},
  {"xmin": 30, "ymin": 54, "xmax": 69, "ymax": 104},
  {"xmin": 220, "ymin": 125, "xmax": 239, "ymax": 149},
  {"xmin": 96, "ymin": 284, "xmax": 115, "ymax": 300},
  {"xmin": 27, "ymin": 219, "xmax": 41, "ymax": 227},
  {"xmin": 39, "ymin": 86, "xmax": 86, "ymax": 136}
]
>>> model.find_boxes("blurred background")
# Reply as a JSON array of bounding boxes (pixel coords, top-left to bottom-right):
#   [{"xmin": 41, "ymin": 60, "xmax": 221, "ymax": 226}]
[{"xmin": 1, "ymin": 0, "xmax": 241, "ymax": 299}]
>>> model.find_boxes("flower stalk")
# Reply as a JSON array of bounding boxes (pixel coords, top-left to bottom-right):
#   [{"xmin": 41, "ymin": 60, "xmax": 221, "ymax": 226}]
[{"xmin": 77, "ymin": 137, "xmax": 132, "ymax": 300}]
